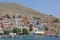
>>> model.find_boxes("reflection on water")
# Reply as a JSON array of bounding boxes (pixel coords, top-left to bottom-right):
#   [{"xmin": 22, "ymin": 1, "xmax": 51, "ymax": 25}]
[{"xmin": 0, "ymin": 36, "xmax": 60, "ymax": 40}]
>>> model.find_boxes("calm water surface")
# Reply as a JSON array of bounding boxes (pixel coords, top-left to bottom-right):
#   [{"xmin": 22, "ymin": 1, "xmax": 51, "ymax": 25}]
[{"xmin": 0, "ymin": 36, "xmax": 60, "ymax": 40}]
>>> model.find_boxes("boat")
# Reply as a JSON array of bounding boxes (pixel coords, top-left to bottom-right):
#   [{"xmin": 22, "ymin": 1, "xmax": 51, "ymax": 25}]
[
  {"xmin": 9, "ymin": 33, "xmax": 17, "ymax": 38},
  {"xmin": 0, "ymin": 35, "xmax": 2, "ymax": 38}
]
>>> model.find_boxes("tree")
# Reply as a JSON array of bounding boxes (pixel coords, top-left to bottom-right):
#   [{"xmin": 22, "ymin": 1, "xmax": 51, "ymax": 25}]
[
  {"xmin": 18, "ymin": 15, "xmax": 21, "ymax": 18},
  {"xmin": 37, "ymin": 22, "xmax": 39, "ymax": 25},
  {"xmin": 33, "ymin": 17, "xmax": 36, "ymax": 19},
  {"xmin": 6, "ymin": 14, "xmax": 10, "ymax": 19},
  {"xmin": 1, "ymin": 24, "xmax": 3, "ymax": 28},
  {"xmin": 45, "ymin": 27, "xmax": 48, "ymax": 31},
  {"xmin": 3, "ymin": 30, "xmax": 11, "ymax": 35},
  {"xmin": 12, "ymin": 15, "xmax": 15, "ymax": 19},
  {"xmin": 50, "ymin": 15, "xmax": 53, "ymax": 16},
  {"xmin": 29, "ymin": 24, "xmax": 33, "ymax": 31},
  {"xmin": 52, "ymin": 18, "xmax": 59, "ymax": 23},
  {"xmin": 13, "ymin": 28, "xmax": 21, "ymax": 34},
  {"xmin": 22, "ymin": 28, "xmax": 29, "ymax": 34}
]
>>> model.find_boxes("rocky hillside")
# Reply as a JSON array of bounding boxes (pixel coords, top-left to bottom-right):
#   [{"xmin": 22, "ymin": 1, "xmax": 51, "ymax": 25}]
[{"xmin": 0, "ymin": 2, "xmax": 56, "ymax": 22}]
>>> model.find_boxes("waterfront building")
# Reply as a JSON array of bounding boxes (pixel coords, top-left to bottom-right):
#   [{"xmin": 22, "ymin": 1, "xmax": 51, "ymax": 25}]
[
  {"xmin": 35, "ymin": 31, "xmax": 44, "ymax": 35},
  {"xmin": 0, "ymin": 28, "xmax": 3, "ymax": 35},
  {"xmin": 36, "ymin": 25, "xmax": 44, "ymax": 31},
  {"xmin": 0, "ymin": 14, "xmax": 59, "ymax": 36},
  {"xmin": 2, "ymin": 18, "xmax": 13, "ymax": 30},
  {"xmin": 29, "ymin": 19, "xmax": 37, "ymax": 26}
]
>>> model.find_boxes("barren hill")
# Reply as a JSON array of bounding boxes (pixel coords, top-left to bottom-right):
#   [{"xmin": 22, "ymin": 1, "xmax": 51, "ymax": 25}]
[{"xmin": 0, "ymin": 2, "xmax": 56, "ymax": 22}]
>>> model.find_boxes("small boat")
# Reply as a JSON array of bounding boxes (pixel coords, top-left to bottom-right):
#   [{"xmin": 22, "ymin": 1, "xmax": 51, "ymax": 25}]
[
  {"xmin": 9, "ymin": 33, "xmax": 17, "ymax": 38},
  {"xmin": 54, "ymin": 35, "xmax": 58, "ymax": 37},
  {"xmin": 49, "ymin": 35, "xmax": 53, "ymax": 37},
  {"xmin": 0, "ymin": 35, "xmax": 2, "ymax": 38}
]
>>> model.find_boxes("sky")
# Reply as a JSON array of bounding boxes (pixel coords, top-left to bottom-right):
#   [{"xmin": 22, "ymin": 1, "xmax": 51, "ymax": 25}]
[{"xmin": 0, "ymin": 0, "xmax": 60, "ymax": 18}]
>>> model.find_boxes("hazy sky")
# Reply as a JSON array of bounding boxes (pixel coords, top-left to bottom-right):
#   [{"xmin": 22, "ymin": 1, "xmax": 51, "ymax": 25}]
[{"xmin": 0, "ymin": 0, "xmax": 60, "ymax": 18}]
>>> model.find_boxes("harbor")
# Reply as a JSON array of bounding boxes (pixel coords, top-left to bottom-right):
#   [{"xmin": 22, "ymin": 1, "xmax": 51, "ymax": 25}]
[
  {"xmin": 0, "ymin": 35, "xmax": 60, "ymax": 40},
  {"xmin": 0, "ymin": 0, "xmax": 60, "ymax": 40}
]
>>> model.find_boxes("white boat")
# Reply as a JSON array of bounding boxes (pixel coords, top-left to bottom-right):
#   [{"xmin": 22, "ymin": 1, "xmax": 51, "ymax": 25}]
[
  {"xmin": 0, "ymin": 35, "xmax": 2, "ymax": 38},
  {"xmin": 9, "ymin": 33, "xmax": 16, "ymax": 37}
]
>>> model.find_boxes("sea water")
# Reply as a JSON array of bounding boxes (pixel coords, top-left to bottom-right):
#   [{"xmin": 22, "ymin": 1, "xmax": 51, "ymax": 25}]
[{"xmin": 0, "ymin": 36, "xmax": 60, "ymax": 40}]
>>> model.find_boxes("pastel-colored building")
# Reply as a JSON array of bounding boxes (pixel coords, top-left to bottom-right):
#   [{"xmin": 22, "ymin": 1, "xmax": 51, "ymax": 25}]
[
  {"xmin": 0, "ymin": 27, "xmax": 3, "ymax": 34},
  {"xmin": 2, "ymin": 18, "xmax": 13, "ymax": 30},
  {"xmin": 35, "ymin": 31, "xmax": 44, "ymax": 35},
  {"xmin": 29, "ymin": 20, "xmax": 37, "ymax": 26}
]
